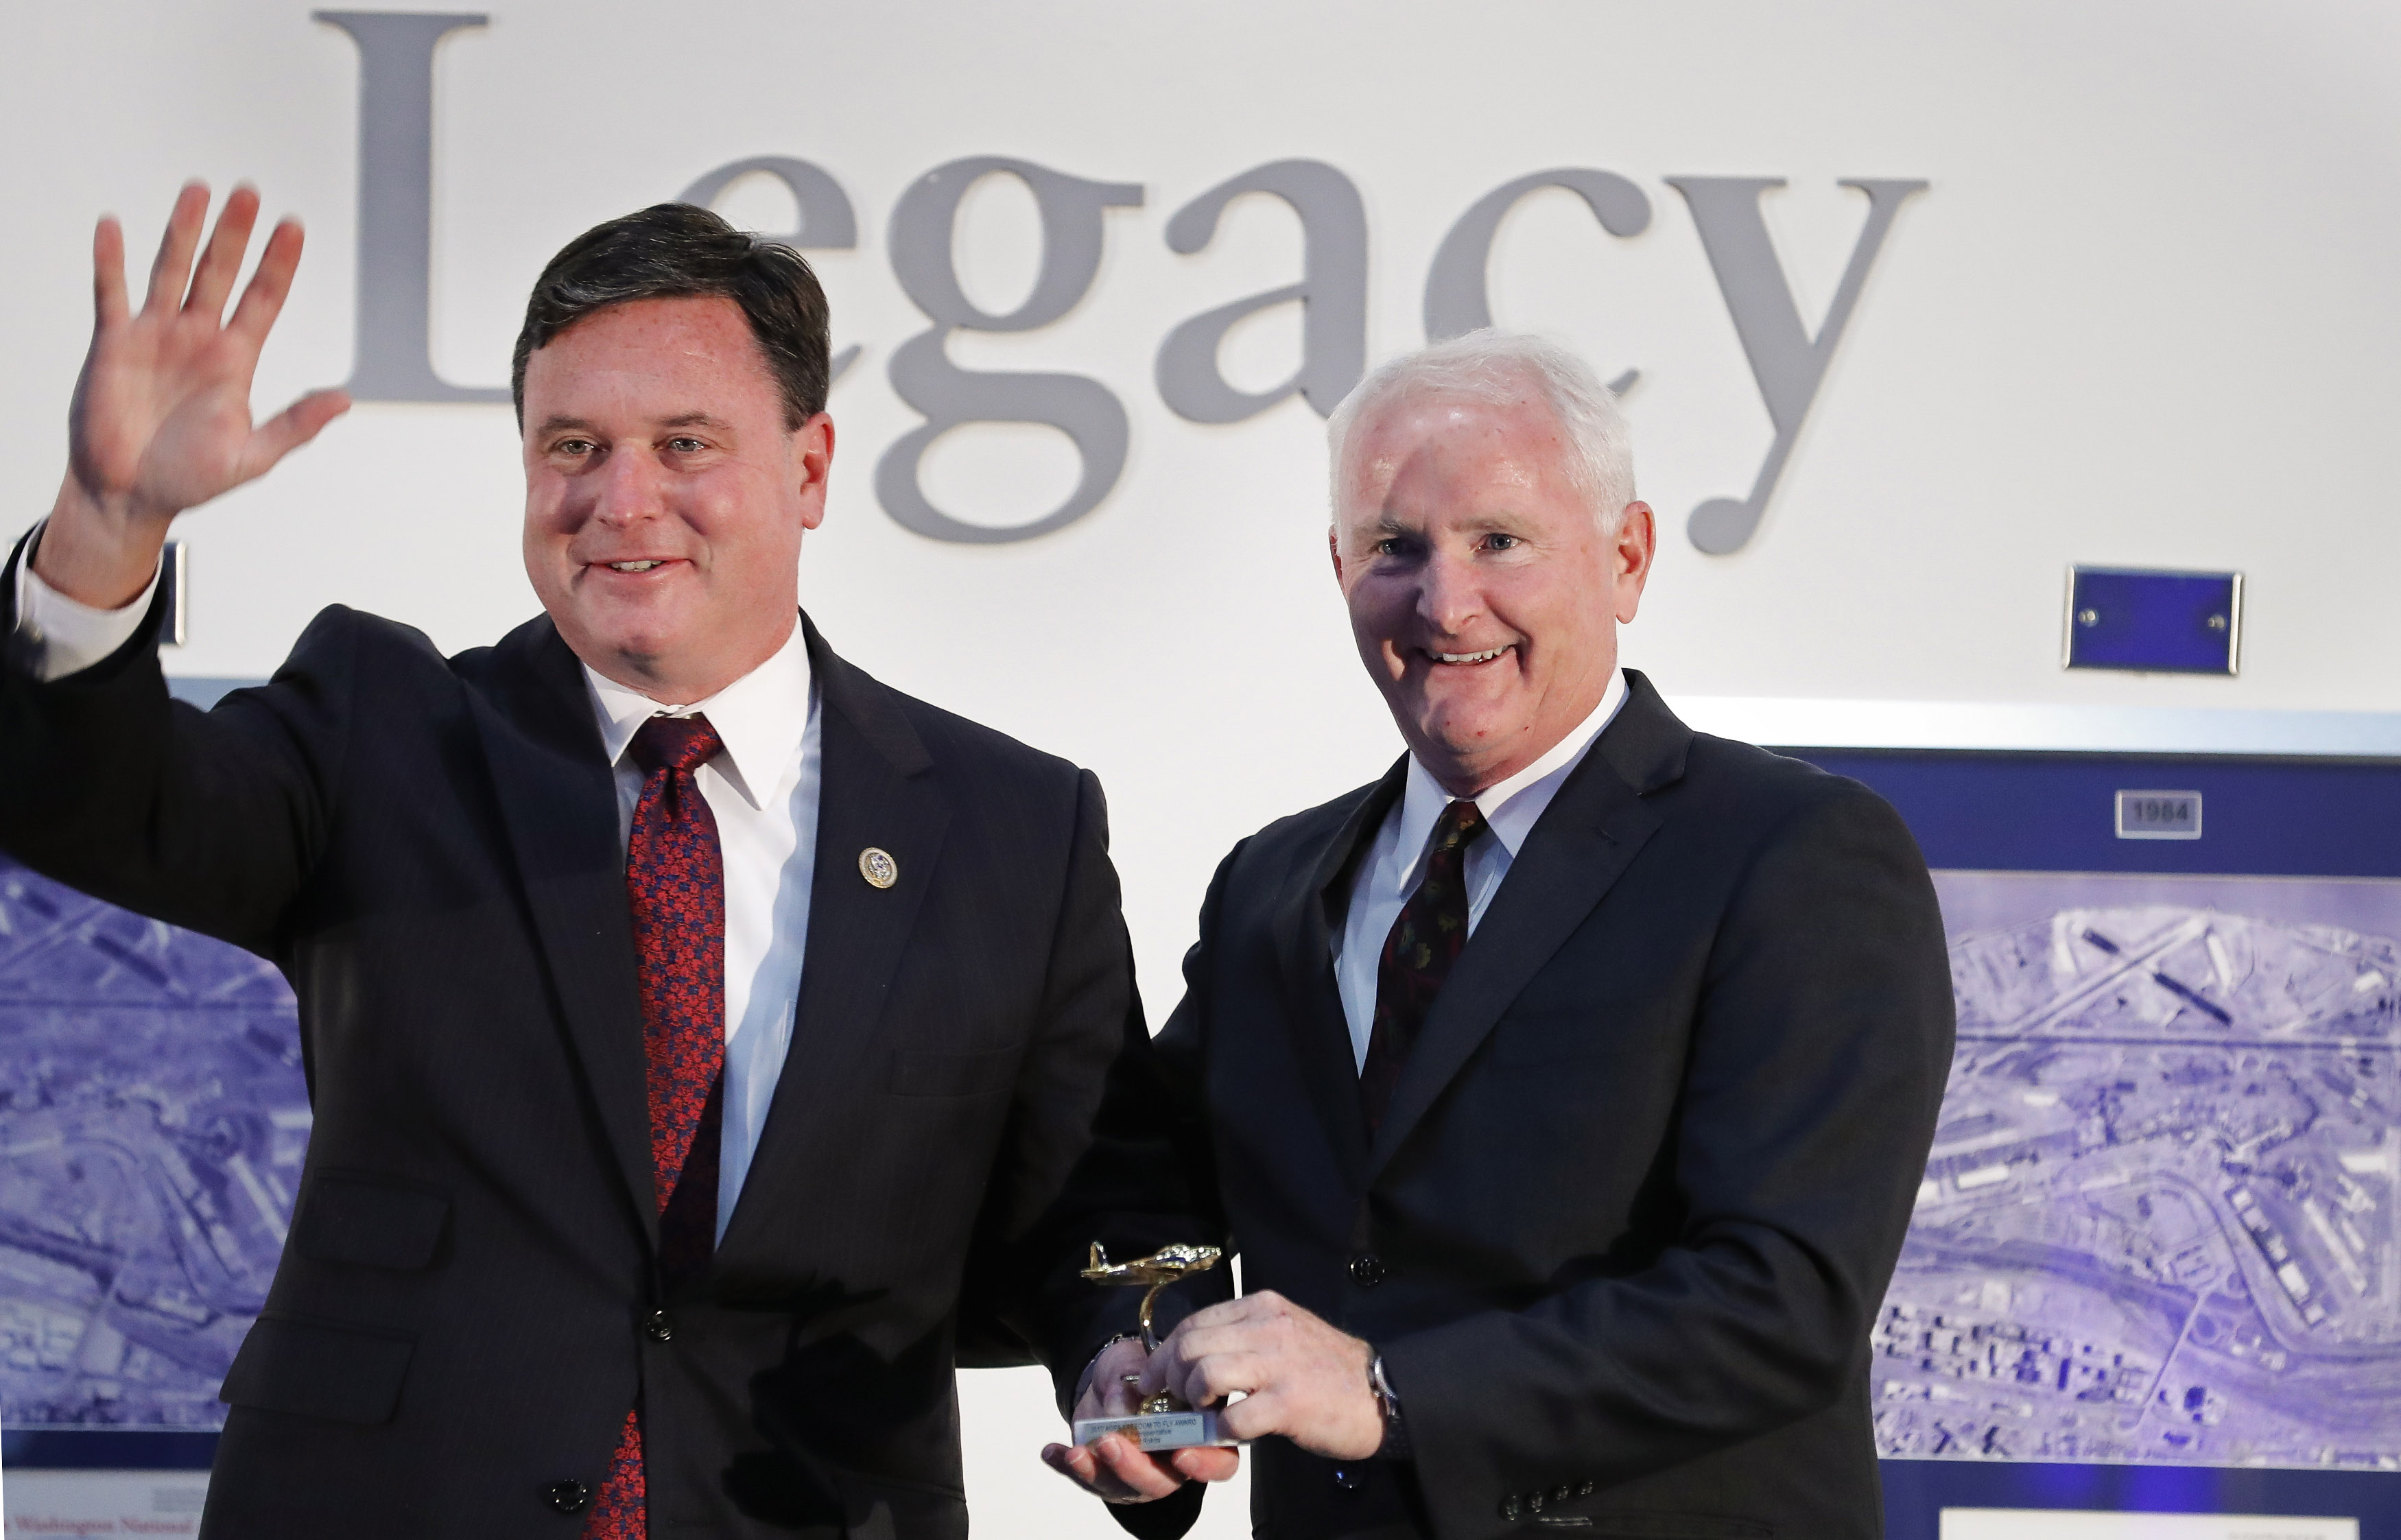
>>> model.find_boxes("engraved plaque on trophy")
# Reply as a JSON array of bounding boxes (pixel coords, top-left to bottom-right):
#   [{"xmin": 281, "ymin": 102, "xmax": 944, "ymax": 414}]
[{"xmin": 1070, "ymin": 1242, "xmax": 1239, "ymax": 1451}]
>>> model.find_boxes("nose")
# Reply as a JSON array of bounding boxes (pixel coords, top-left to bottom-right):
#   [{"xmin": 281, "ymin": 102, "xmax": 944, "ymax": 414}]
[
  {"xmin": 588, "ymin": 443, "xmax": 665, "ymax": 528},
  {"xmin": 1417, "ymin": 547, "xmax": 1483, "ymax": 638}
]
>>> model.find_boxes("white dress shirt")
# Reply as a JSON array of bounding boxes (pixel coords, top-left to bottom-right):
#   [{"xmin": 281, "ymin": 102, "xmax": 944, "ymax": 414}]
[
  {"xmin": 1333, "ymin": 669, "xmax": 1629, "ymax": 1071},
  {"xmin": 11, "ymin": 539, "xmax": 165, "ymax": 681},
  {"xmin": 15, "ymin": 545, "xmax": 820, "ymax": 1240}
]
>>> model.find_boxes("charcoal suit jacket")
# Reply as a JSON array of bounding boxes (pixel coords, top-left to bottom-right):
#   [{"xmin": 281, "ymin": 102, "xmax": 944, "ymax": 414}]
[
  {"xmin": 0, "ymin": 537, "xmax": 1209, "ymax": 1540},
  {"xmin": 1155, "ymin": 672, "xmax": 1955, "ymax": 1540}
]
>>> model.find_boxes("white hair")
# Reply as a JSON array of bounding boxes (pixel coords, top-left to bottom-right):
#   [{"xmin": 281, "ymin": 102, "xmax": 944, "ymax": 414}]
[{"xmin": 1325, "ymin": 329, "xmax": 1635, "ymax": 532}]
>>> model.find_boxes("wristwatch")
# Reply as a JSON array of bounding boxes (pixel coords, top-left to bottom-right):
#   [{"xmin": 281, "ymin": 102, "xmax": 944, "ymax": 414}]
[{"xmin": 1369, "ymin": 1353, "xmax": 1410, "ymax": 1458}]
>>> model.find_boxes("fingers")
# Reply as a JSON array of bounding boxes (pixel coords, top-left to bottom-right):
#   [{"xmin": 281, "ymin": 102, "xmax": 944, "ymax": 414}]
[
  {"xmin": 238, "ymin": 390, "xmax": 351, "ymax": 483},
  {"xmin": 1092, "ymin": 1433, "xmax": 1190, "ymax": 1500},
  {"xmin": 1167, "ymin": 1347, "xmax": 1268, "ymax": 1410},
  {"xmin": 1043, "ymin": 1441, "xmax": 1101, "ymax": 1486},
  {"xmin": 93, "ymin": 217, "xmax": 128, "ymax": 329},
  {"xmin": 1039, "ymin": 1435, "xmax": 1187, "ymax": 1504},
  {"xmin": 1178, "ymin": 1292, "xmax": 1280, "ymax": 1331},
  {"xmin": 1215, "ymin": 1388, "xmax": 1285, "ymax": 1444},
  {"xmin": 185, "ymin": 184, "xmax": 261, "ymax": 320},
  {"xmin": 144, "ymin": 181, "xmax": 210, "ymax": 317},
  {"xmin": 227, "ymin": 217, "xmax": 305, "ymax": 347},
  {"xmin": 1169, "ymin": 1447, "xmax": 1240, "ymax": 1484}
]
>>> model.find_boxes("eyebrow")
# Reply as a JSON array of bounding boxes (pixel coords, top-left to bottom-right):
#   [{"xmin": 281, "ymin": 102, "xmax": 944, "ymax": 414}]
[
  {"xmin": 1364, "ymin": 510, "xmax": 1528, "ymax": 534},
  {"xmin": 530, "ymin": 412, "xmax": 735, "ymax": 438}
]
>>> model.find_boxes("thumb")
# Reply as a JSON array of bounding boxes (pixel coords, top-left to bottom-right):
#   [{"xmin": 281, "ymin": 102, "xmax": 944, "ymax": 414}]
[{"xmin": 239, "ymin": 388, "xmax": 351, "ymax": 481}]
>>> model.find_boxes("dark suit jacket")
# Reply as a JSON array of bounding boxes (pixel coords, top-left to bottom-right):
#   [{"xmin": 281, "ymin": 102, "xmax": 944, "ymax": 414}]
[
  {"xmin": 0, "ymin": 538, "xmax": 1209, "ymax": 1540},
  {"xmin": 1155, "ymin": 672, "xmax": 1955, "ymax": 1540}
]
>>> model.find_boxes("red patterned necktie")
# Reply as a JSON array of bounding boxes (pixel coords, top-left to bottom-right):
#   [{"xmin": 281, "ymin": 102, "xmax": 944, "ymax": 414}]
[
  {"xmin": 585, "ymin": 715, "xmax": 728, "ymax": 1540},
  {"xmin": 1359, "ymin": 799, "xmax": 1487, "ymax": 1133}
]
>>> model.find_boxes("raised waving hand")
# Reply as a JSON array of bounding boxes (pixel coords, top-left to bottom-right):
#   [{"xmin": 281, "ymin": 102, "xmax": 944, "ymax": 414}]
[{"xmin": 36, "ymin": 182, "xmax": 350, "ymax": 608}]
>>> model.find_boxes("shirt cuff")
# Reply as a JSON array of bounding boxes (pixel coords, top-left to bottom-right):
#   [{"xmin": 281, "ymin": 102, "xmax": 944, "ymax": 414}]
[{"xmin": 12, "ymin": 525, "xmax": 162, "ymax": 682}]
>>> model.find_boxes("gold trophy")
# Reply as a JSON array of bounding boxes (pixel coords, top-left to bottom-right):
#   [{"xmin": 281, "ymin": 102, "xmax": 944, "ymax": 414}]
[{"xmin": 1071, "ymin": 1242, "xmax": 1238, "ymax": 1451}]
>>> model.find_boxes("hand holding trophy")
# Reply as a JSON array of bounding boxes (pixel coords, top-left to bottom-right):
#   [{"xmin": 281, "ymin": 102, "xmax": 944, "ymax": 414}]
[
  {"xmin": 1040, "ymin": 1241, "xmax": 1241, "ymax": 1504},
  {"xmin": 1071, "ymin": 1242, "xmax": 1240, "ymax": 1451}
]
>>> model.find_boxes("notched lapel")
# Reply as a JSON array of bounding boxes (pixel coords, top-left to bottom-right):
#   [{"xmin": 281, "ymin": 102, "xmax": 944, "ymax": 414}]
[
  {"xmin": 1269, "ymin": 759, "xmax": 1407, "ymax": 1178},
  {"xmin": 717, "ymin": 621, "xmax": 949, "ymax": 1259},
  {"xmin": 464, "ymin": 618, "xmax": 658, "ymax": 1234},
  {"xmin": 1366, "ymin": 675, "xmax": 1692, "ymax": 1175}
]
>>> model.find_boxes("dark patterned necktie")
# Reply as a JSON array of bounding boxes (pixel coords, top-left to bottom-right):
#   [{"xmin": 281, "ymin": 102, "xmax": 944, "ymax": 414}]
[
  {"xmin": 585, "ymin": 715, "xmax": 728, "ymax": 1540},
  {"xmin": 1360, "ymin": 799, "xmax": 1488, "ymax": 1133}
]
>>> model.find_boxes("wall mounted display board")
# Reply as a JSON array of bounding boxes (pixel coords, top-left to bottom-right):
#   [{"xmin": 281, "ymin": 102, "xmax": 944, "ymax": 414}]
[
  {"xmin": 0, "ymin": 855, "xmax": 298, "ymax": 1511},
  {"xmin": 9, "ymin": 742, "xmax": 2401, "ymax": 1539},
  {"xmin": 1785, "ymin": 746, "xmax": 2401, "ymax": 1540}
]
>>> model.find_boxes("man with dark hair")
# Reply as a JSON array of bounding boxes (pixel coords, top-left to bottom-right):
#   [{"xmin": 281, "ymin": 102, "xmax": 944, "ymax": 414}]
[
  {"xmin": 0, "ymin": 187, "xmax": 1226, "ymax": 1538},
  {"xmin": 510, "ymin": 202, "xmax": 833, "ymax": 431}
]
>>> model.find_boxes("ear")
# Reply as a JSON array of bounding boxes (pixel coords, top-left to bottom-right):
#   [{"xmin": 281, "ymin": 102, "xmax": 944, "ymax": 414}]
[
  {"xmin": 1611, "ymin": 501, "xmax": 1656, "ymax": 624},
  {"xmin": 790, "ymin": 411, "xmax": 835, "ymax": 532},
  {"xmin": 1328, "ymin": 525, "xmax": 1345, "ymax": 586}
]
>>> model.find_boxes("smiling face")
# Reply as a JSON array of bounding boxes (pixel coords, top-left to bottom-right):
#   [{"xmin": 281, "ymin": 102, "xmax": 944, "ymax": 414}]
[
  {"xmin": 521, "ymin": 294, "xmax": 833, "ymax": 703},
  {"xmin": 1332, "ymin": 388, "xmax": 1655, "ymax": 797}
]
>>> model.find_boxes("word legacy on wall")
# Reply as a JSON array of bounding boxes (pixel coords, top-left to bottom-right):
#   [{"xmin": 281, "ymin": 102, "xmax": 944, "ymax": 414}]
[{"xmin": 318, "ymin": 10, "xmax": 1926, "ymax": 554}]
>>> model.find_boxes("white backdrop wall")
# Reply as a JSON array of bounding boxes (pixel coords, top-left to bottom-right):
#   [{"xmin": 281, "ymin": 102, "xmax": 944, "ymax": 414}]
[{"xmin": 4, "ymin": 3, "xmax": 2400, "ymax": 1533}]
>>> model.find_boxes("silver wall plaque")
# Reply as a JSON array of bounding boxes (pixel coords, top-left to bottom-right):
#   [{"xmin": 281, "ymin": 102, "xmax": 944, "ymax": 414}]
[{"xmin": 2115, "ymin": 790, "xmax": 2202, "ymax": 840}]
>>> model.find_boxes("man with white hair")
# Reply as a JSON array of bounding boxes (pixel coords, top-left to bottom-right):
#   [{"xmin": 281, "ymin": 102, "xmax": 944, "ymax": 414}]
[{"xmin": 1051, "ymin": 331, "xmax": 1955, "ymax": 1537}]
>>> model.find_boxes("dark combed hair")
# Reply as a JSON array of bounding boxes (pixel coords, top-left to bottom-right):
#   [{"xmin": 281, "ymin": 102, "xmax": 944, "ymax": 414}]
[{"xmin": 511, "ymin": 202, "xmax": 831, "ymax": 428}]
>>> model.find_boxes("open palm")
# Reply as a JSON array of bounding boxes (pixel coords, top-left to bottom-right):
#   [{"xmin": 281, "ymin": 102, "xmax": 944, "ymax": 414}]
[{"xmin": 43, "ymin": 182, "xmax": 348, "ymax": 604}]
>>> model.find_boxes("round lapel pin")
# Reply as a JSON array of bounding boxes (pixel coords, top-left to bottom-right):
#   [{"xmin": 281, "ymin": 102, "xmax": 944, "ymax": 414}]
[{"xmin": 858, "ymin": 846, "xmax": 899, "ymax": 890}]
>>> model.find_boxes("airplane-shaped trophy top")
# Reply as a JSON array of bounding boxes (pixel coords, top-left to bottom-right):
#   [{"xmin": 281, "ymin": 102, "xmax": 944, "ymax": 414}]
[{"xmin": 1081, "ymin": 1242, "xmax": 1222, "ymax": 1351}]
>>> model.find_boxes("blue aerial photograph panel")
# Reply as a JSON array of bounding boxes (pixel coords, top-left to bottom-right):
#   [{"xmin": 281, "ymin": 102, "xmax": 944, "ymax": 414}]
[
  {"xmin": 0, "ymin": 853, "xmax": 305, "ymax": 1432},
  {"xmin": 1878, "ymin": 869, "xmax": 2401, "ymax": 1471}
]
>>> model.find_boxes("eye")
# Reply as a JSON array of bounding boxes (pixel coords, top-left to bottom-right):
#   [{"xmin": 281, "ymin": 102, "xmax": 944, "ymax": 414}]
[
  {"xmin": 1485, "ymin": 532, "xmax": 1521, "ymax": 552},
  {"xmin": 667, "ymin": 436, "xmax": 707, "ymax": 454},
  {"xmin": 552, "ymin": 437, "xmax": 597, "ymax": 458},
  {"xmin": 1373, "ymin": 536, "xmax": 1412, "ymax": 557}
]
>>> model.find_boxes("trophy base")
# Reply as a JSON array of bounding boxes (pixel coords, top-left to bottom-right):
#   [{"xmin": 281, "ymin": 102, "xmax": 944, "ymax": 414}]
[{"xmin": 1073, "ymin": 1408, "xmax": 1236, "ymax": 1450}]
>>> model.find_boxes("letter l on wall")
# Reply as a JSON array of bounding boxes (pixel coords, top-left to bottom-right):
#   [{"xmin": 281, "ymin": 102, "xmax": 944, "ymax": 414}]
[{"xmin": 316, "ymin": 11, "xmax": 509, "ymax": 403}]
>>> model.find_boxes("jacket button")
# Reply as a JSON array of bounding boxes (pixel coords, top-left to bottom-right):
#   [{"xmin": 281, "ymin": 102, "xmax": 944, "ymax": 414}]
[
  {"xmin": 1527, "ymin": 1489, "xmax": 1546, "ymax": 1513},
  {"xmin": 646, "ymin": 1311, "xmax": 674, "ymax": 1342},
  {"xmin": 1578, "ymin": 1479, "xmax": 1596, "ymax": 1496},
  {"xmin": 1348, "ymin": 1253, "xmax": 1386, "ymax": 1288},
  {"xmin": 1552, "ymin": 1483, "xmax": 1572, "ymax": 1502},
  {"xmin": 544, "ymin": 1481, "xmax": 589, "ymax": 1514},
  {"xmin": 1499, "ymin": 1496, "xmax": 1522, "ymax": 1521},
  {"xmin": 1332, "ymin": 1466, "xmax": 1362, "ymax": 1491}
]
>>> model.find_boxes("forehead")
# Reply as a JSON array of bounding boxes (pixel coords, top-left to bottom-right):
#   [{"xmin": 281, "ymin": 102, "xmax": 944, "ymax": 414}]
[
  {"xmin": 521, "ymin": 294, "xmax": 776, "ymax": 413},
  {"xmin": 1338, "ymin": 390, "xmax": 1576, "ymax": 520}
]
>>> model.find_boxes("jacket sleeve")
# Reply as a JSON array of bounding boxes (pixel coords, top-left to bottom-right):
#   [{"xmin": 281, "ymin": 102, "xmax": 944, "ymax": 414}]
[
  {"xmin": 0, "ymin": 533, "xmax": 352, "ymax": 957},
  {"xmin": 1382, "ymin": 783, "xmax": 1956, "ymax": 1540},
  {"xmin": 957, "ymin": 770, "xmax": 1231, "ymax": 1539}
]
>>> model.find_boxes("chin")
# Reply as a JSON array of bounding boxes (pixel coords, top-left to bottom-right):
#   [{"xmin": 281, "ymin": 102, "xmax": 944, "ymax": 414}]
[{"xmin": 1414, "ymin": 712, "xmax": 1509, "ymax": 761}]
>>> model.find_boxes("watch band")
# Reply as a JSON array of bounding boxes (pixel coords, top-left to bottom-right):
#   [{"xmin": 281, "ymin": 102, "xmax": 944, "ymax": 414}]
[{"xmin": 1369, "ymin": 1353, "xmax": 1411, "ymax": 1458}]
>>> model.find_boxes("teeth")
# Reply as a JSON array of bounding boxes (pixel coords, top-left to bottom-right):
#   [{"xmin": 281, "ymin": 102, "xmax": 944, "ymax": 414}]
[
  {"xmin": 1432, "ymin": 646, "xmax": 1508, "ymax": 664},
  {"xmin": 608, "ymin": 560, "xmax": 662, "ymax": 572}
]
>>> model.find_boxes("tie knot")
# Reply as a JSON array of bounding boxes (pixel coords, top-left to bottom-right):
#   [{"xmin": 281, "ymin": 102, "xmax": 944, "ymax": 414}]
[
  {"xmin": 1433, "ymin": 798, "xmax": 1487, "ymax": 852},
  {"xmin": 628, "ymin": 713, "xmax": 722, "ymax": 777}
]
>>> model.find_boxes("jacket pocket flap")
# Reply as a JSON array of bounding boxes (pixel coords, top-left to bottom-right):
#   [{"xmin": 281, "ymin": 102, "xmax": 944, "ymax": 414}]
[
  {"xmin": 292, "ymin": 1172, "xmax": 451, "ymax": 1270},
  {"xmin": 886, "ymin": 1045, "xmax": 1019, "ymax": 1097},
  {"xmin": 220, "ymin": 1312, "xmax": 414, "ymax": 1425}
]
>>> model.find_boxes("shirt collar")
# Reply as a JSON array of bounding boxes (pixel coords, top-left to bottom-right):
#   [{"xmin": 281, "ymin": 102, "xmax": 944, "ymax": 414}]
[
  {"xmin": 1393, "ymin": 667, "xmax": 1629, "ymax": 880},
  {"xmin": 582, "ymin": 619, "xmax": 815, "ymax": 811}
]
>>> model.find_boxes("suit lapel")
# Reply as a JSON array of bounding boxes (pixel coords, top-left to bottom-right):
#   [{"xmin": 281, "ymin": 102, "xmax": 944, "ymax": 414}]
[
  {"xmin": 1270, "ymin": 758, "xmax": 1407, "ymax": 1184},
  {"xmin": 1366, "ymin": 672, "xmax": 1693, "ymax": 1177},
  {"xmin": 715, "ymin": 617, "xmax": 949, "ymax": 1259},
  {"xmin": 466, "ymin": 617, "xmax": 659, "ymax": 1235}
]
